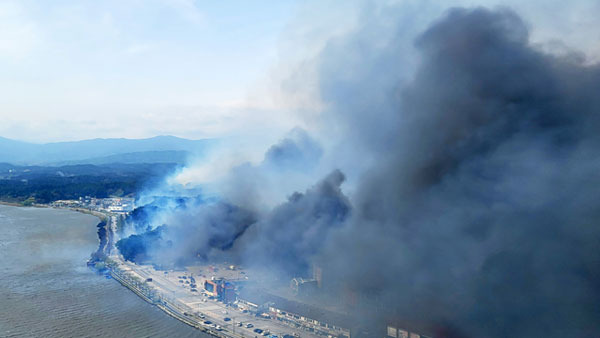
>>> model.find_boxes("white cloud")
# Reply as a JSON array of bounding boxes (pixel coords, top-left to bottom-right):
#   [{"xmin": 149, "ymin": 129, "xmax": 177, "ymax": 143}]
[
  {"xmin": 159, "ymin": 0, "xmax": 205, "ymax": 25},
  {"xmin": 0, "ymin": 1, "xmax": 39, "ymax": 61}
]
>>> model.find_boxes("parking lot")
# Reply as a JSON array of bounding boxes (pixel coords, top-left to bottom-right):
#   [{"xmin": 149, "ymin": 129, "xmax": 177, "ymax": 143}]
[{"xmin": 117, "ymin": 260, "xmax": 323, "ymax": 338}]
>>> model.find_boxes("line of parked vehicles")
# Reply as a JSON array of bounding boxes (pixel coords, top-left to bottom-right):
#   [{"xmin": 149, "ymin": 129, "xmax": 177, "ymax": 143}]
[{"xmin": 198, "ymin": 314, "xmax": 296, "ymax": 338}]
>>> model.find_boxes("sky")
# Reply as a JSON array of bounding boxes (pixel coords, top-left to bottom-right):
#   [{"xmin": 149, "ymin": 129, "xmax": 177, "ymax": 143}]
[
  {"xmin": 0, "ymin": 0, "xmax": 303, "ymax": 142},
  {"xmin": 0, "ymin": 0, "xmax": 598, "ymax": 143}
]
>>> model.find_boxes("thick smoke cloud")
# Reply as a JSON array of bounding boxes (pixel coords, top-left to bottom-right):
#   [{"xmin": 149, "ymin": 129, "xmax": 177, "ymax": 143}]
[
  {"xmin": 213, "ymin": 128, "xmax": 325, "ymax": 210},
  {"xmin": 235, "ymin": 169, "xmax": 350, "ymax": 277},
  {"xmin": 117, "ymin": 5, "xmax": 600, "ymax": 338},
  {"xmin": 264, "ymin": 127, "xmax": 323, "ymax": 172},
  {"xmin": 118, "ymin": 128, "xmax": 341, "ymax": 274},
  {"xmin": 117, "ymin": 195, "xmax": 257, "ymax": 266},
  {"xmin": 315, "ymin": 6, "xmax": 600, "ymax": 338},
  {"xmin": 118, "ymin": 173, "xmax": 348, "ymax": 278},
  {"xmin": 151, "ymin": 201, "xmax": 257, "ymax": 265}
]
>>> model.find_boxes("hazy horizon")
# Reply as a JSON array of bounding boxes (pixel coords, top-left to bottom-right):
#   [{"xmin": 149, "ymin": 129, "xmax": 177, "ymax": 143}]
[
  {"xmin": 1, "ymin": 0, "xmax": 599, "ymax": 144},
  {"xmin": 0, "ymin": 134, "xmax": 210, "ymax": 144}
]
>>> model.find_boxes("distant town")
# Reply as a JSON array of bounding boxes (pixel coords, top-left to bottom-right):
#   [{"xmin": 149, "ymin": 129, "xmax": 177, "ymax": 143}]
[{"xmin": 52, "ymin": 196, "xmax": 135, "ymax": 213}]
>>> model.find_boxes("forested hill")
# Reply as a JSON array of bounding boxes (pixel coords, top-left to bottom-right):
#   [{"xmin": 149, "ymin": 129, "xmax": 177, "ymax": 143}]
[{"xmin": 0, "ymin": 162, "xmax": 178, "ymax": 204}]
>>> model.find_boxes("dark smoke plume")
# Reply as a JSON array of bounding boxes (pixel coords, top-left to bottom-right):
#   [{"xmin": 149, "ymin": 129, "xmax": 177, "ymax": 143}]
[
  {"xmin": 235, "ymin": 169, "xmax": 350, "ymax": 277},
  {"xmin": 215, "ymin": 127, "xmax": 324, "ymax": 210},
  {"xmin": 118, "ymin": 5, "xmax": 600, "ymax": 338},
  {"xmin": 117, "ymin": 201, "xmax": 256, "ymax": 266},
  {"xmin": 263, "ymin": 127, "xmax": 323, "ymax": 172},
  {"xmin": 315, "ymin": 6, "xmax": 600, "ymax": 338},
  {"xmin": 118, "ymin": 128, "xmax": 333, "ymax": 270}
]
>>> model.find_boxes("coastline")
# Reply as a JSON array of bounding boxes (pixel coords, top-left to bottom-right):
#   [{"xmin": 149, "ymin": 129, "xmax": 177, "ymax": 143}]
[
  {"xmin": 0, "ymin": 201, "xmax": 109, "ymax": 255},
  {"xmin": 0, "ymin": 201, "xmax": 324, "ymax": 337},
  {"xmin": 0, "ymin": 200, "xmax": 105, "ymax": 218},
  {"xmin": 72, "ymin": 206, "xmax": 234, "ymax": 337},
  {"xmin": 0, "ymin": 201, "xmax": 23, "ymax": 207},
  {"xmin": 0, "ymin": 200, "xmax": 47, "ymax": 208},
  {"xmin": 68, "ymin": 207, "xmax": 109, "ymax": 222},
  {"xmin": 100, "ymin": 256, "xmax": 240, "ymax": 338},
  {"xmin": 105, "ymin": 264, "xmax": 223, "ymax": 337}
]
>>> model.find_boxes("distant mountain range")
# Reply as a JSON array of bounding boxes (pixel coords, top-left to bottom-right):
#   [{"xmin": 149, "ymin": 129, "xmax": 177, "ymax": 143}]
[{"xmin": 0, "ymin": 135, "xmax": 214, "ymax": 165}]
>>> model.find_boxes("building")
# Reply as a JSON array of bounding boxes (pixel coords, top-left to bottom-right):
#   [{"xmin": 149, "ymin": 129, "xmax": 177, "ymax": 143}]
[
  {"xmin": 204, "ymin": 278, "xmax": 237, "ymax": 303},
  {"xmin": 386, "ymin": 320, "xmax": 433, "ymax": 338},
  {"xmin": 238, "ymin": 287, "xmax": 352, "ymax": 338},
  {"xmin": 290, "ymin": 277, "xmax": 318, "ymax": 297}
]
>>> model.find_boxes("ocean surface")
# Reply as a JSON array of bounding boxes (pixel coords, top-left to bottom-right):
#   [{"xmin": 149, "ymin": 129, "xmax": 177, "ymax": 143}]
[{"xmin": 0, "ymin": 204, "xmax": 208, "ymax": 338}]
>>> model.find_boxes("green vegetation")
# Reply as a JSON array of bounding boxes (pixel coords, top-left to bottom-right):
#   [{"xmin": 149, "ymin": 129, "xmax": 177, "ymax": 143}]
[
  {"xmin": 0, "ymin": 162, "xmax": 179, "ymax": 203},
  {"xmin": 21, "ymin": 197, "xmax": 35, "ymax": 206}
]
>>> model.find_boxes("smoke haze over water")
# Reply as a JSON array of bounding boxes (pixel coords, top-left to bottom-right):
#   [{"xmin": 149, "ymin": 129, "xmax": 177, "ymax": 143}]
[{"xmin": 119, "ymin": 5, "xmax": 600, "ymax": 338}]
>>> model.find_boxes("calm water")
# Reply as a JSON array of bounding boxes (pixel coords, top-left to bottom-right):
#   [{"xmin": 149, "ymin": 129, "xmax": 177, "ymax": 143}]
[{"xmin": 0, "ymin": 205, "xmax": 208, "ymax": 338}]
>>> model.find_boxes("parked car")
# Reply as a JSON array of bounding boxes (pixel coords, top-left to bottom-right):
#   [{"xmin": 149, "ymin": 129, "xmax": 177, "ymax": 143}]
[
  {"xmin": 246, "ymin": 323, "xmax": 254, "ymax": 328},
  {"xmin": 203, "ymin": 320, "xmax": 212, "ymax": 325},
  {"xmin": 253, "ymin": 328, "xmax": 263, "ymax": 334},
  {"xmin": 224, "ymin": 317, "xmax": 231, "ymax": 322}
]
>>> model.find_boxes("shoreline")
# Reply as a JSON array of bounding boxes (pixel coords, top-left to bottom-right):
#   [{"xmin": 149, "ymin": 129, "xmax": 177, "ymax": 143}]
[
  {"xmin": 68, "ymin": 207, "xmax": 110, "ymax": 222},
  {"xmin": 76, "ymin": 206, "xmax": 237, "ymax": 337},
  {"xmin": 0, "ymin": 200, "xmax": 48, "ymax": 208},
  {"xmin": 106, "ymin": 265, "xmax": 222, "ymax": 337},
  {"xmin": 0, "ymin": 201, "xmax": 109, "ymax": 254},
  {"xmin": 0, "ymin": 201, "xmax": 23, "ymax": 207},
  {"xmin": 102, "ymin": 253, "xmax": 248, "ymax": 338},
  {"xmin": 0, "ymin": 200, "xmax": 106, "ymax": 219},
  {"xmin": 99, "ymin": 257, "xmax": 235, "ymax": 337},
  {"xmin": 0, "ymin": 201, "xmax": 331, "ymax": 337}
]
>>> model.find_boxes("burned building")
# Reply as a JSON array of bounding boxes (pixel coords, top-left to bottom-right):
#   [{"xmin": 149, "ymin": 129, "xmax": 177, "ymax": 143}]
[{"xmin": 290, "ymin": 277, "xmax": 318, "ymax": 297}]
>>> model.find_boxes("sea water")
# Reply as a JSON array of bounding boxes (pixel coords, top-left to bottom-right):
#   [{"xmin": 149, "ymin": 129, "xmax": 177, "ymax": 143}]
[{"xmin": 0, "ymin": 204, "xmax": 207, "ymax": 338}]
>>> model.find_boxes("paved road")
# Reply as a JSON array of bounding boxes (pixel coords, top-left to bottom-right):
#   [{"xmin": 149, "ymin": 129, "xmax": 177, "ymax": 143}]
[{"xmin": 117, "ymin": 260, "xmax": 316, "ymax": 338}]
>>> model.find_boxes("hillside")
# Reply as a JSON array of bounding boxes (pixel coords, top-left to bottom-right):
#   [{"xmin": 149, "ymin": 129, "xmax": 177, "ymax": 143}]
[
  {"xmin": 0, "ymin": 162, "xmax": 179, "ymax": 203},
  {"xmin": 49, "ymin": 150, "xmax": 191, "ymax": 166}
]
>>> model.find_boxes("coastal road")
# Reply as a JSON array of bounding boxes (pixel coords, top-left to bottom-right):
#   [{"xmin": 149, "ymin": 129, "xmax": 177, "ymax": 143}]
[{"xmin": 119, "ymin": 261, "xmax": 315, "ymax": 337}]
